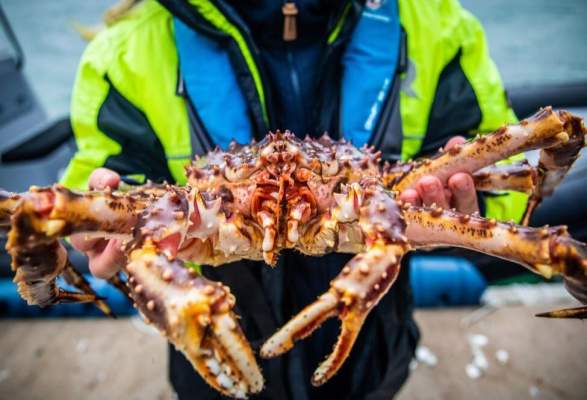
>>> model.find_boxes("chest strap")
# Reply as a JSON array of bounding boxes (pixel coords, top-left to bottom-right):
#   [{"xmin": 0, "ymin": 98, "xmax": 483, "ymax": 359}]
[
  {"xmin": 174, "ymin": 17, "xmax": 253, "ymax": 150},
  {"xmin": 340, "ymin": 0, "xmax": 401, "ymax": 147}
]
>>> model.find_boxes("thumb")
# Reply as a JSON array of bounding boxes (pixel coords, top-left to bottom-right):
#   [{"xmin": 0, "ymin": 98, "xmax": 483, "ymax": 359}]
[{"xmin": 88, "ymin": 168, "xmax": 120, "ymax": 190}]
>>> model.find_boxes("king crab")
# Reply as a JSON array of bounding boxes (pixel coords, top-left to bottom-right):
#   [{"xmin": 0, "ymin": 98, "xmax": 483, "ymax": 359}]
[{"xmin": 1, "ymin": 107, "xmax": 586, "ymax": 398}]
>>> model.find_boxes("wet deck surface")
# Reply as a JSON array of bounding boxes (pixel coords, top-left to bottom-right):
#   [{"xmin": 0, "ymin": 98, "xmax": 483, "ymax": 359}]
[
  {"xmin": 398, "ymin": 304, "xmax": 587, "ymax": 400},
  {"xmin": 0, "ymin": 305, "xmax": 585, "ymax": 400}
]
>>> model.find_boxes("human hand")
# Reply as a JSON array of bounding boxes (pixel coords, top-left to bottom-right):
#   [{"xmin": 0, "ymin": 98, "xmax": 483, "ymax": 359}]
[
  {"xmin": 399, "ymin": 136, "xmax": 479, "ymax": 214},
  {"xmin": 70, "ymin": 168, "xmax": 126, "ymax": 279}
]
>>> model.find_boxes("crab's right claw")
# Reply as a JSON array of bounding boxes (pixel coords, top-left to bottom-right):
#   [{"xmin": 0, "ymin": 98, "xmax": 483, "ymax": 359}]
[
  {"xmin": 260, "ymin": 288, "xmax": 366, "ymax": 386},
  {"xmin": 126, "ymin": 245, "xmax": 263, "ymax": 398},
  {"xmin": 261, "ymin": 244, "xmax": 405, "ymax": 386}
]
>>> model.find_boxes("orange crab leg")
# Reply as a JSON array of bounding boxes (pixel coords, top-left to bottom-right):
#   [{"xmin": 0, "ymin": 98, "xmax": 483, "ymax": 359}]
[
  {"xmin": 403, "ymin": 205, "xmax": 587, "ymax": 280},
  {"xmin": 393, "ymin": 108, "xmax": 585, "ymax": 192},
  {"xmin": 472, "ymin": 161, "xmax": 538, "ymax": 194},
  {"xmin": 7, "ymin": 198, "xmax": 106, "ymax": 309},
  {"xmin": 261, "ymin": 242, "xmax": 406, "ymax": 386},
  {"xmin": 262, "ymin": 184, "xmax": 408, "ymax": 385}
]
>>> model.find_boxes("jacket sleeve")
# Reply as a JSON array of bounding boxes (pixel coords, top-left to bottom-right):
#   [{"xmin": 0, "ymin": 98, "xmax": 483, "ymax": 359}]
[
  {"xmin": 60, "ymin": 31, "xmax": 123, "ymax": 190},
  {"xmin": 453, "ymin": 1, "xmax": 529, "ymax": 223},
  {"xmin": 60, "ymin": 2, "xmax": 176, "ymax": 189}
]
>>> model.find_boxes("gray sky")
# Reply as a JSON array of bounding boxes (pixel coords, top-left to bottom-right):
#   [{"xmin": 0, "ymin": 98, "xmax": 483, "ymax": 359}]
[{"xmin": 3, "ymin": 0, "xmax": 587, "ymax": 119}]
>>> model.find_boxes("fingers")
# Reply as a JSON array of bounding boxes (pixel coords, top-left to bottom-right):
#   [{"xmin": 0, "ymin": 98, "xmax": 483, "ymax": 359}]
[
  {"xmin": 71, "ymin": 235, "xmax": 124, "ymax": 278},
  {"xmin": 402, "ymin": 173, "xmax": 478, "ymax": 213},
  {"xmin": 448, "ymin": 172, "xmax": 479, "ymax": 214},
  {"xmin": 443, "ymin": 136, "xmax": 479, "ymax": 212},
  {"xmin": 74, "ymin": 169, "xmax": 124, "ymax": 279},
  {"xmin": 88, "ymin": 168, "xmax": 120, "ymax": 190},
  {"xmin": 400, "ymin": 137, "xmax": 478, "ymax": 213},
  {"xmin": 400, "ymin": 182, "xmax": 452, "ymax": 208},
  {"xmin": 416, "ymin": 176, "xmax": 450, "ymax": 208},
  {"xmin": 70, "ymin": 233, "xmax": 101, "ymax": 252},
  {"xmin": 398, "ymin": 188, "xmax": 421, "ymax": 206},
  {"xmin": 87, "ymin": 239, "xmax": 125, "ymax": 279}
]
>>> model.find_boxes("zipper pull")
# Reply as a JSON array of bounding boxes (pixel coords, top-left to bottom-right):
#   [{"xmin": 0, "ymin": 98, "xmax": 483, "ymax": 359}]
[{"xmin": 282, "ymin": 2, "xmax": 298, "ymax": 41}]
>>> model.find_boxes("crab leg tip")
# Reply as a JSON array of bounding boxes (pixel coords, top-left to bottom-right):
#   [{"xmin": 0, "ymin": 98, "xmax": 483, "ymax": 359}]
[
  {"xmin": 211, "ymin": 313, "xmax": 264, "ymax": 394},
  {"xmin": 310, "ymin": 312, "xmax": 366, "ymax": 387},
  {"xmin": 535, "ymin": 306, "xmax": 587, "ymax": 319},
  {"xmin": 95, "ymin": 299, "xmax": 116, "ymax": 318},
  {"xmin": 260, "ymin": 292, "xmax": 338, "ymax": 359}
]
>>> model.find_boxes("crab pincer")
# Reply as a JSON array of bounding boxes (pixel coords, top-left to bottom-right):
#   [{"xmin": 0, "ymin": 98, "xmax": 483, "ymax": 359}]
[
  {"xmin": 127, "ymin": 188, "xmax": 263, "ymax": 398},
  {"xmin": 126, "ymin": 244, "xmax": 263, "ymax": 398},
  {"xmin": 261, "ymin": 242, "xmax": 406, "ymax": 386}
]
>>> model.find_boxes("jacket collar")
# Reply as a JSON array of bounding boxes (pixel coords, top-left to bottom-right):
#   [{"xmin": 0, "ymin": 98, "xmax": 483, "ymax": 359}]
[{"xmin": 159, "ymin": 0, "xmax": 358, "ymax": 48}]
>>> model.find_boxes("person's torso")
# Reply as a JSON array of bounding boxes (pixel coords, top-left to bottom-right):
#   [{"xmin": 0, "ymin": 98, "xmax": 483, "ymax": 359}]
[
  {"xmin": 90, "ymin": 0, "xmax": 505, "ymax": 187},
  {"xmin": 68, "ymin": 1, "xmax": 517, "ymax": 397}
]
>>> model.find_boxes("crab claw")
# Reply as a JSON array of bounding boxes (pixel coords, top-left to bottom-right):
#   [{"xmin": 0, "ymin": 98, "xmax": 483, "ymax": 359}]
[
  {"xmin": 126, "ymin": 243, "xmax": 263, "ymax": 398},
  {"xmin": 261, "ymin": 243, "xmax": 406, "ymax": 386}
]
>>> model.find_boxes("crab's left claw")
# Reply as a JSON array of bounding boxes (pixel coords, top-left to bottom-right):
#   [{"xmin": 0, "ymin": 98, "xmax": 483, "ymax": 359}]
[
  {"xmin": 126, "ymin": 244, "xmax": 263, "ymax": 398},
  {"xmin": 261, "ymin": 243, "xmax": 406, "ymax": 386}
]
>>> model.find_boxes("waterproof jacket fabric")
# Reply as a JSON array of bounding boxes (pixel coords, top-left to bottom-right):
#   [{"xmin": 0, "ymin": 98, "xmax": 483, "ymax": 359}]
[
  {"xmin": 61, "ymin": 0, "xmax": 527, "ymax": 222},
  {"xmin": 62, "ymin": 0, "xmax": 523, "ymax": 398}
]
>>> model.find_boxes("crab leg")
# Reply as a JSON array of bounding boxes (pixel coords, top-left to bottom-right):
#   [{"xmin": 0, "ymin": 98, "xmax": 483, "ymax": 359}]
[
  {"xmin": 403, "ymin": 205, "xmax": 587, "ymax": 280},
  {"xmin": 62, "ymin": 262, "xmax": 131, "ymax": 316},
  {"xmin": 521, "ymin": 114, "xmax": 585, "ymax": 224},
  {"xmin": 0, "ymin": 190, "xmax": 21, "ymax": 230},
  {"xmin": 4, "ymin": 185, "xmax": 161, "ymax": 310},
  {"xmin": 7, "ymin": 200, "xmax": 105, "ymax": 308},
  {"xmin": 263, "ymin": 184, "xmax": 407, "ymax": 385},
  {"xmin": 393, "ymin": 108, "xmax": 586, "ymax": 193},
  {"xmin": 106, "ymin": 271, "xmax": 131, "ymax": 299},
  {"xmin": 47, "ymin": 185, "xmax": 145, "ymax": 238},
  {"xmin": 261, "ymin": 242, "xmax": 406, "ymax": 386},
  {"xmin": 535, "ymin": 306, "xmax": 587, "ymax": 319},
  {"xmin": 2, "ymin": 184, "xmax": 160, "ymax": 241},
  {"xmin": 472, "ymin": 161, "xmax": 537, "ymax": 194},
  {"xmin": 61, "ymin": 260, "xmax": 114, "ymax": 317}
]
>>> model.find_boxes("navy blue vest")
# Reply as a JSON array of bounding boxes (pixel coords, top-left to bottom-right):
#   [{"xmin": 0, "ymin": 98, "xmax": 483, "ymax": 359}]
[{"xmin": 174, "ymin": 1, "xmax": 401, "ymax": 150}]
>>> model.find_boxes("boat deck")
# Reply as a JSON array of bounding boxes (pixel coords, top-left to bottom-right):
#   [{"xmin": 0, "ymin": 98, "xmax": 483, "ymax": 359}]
[{"xmin": 0, "ymin": 305, "xmax": 585, "ymax": 399}]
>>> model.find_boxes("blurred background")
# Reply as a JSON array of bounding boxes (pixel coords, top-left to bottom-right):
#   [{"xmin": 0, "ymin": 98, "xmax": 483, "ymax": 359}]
[
  {"xmin": 0, "ymin": 1, "xmax": 586, "ymax": 399},
  {"xmin": 3, "ymin": 0, "xmax": 587, "ymax": 119}
]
